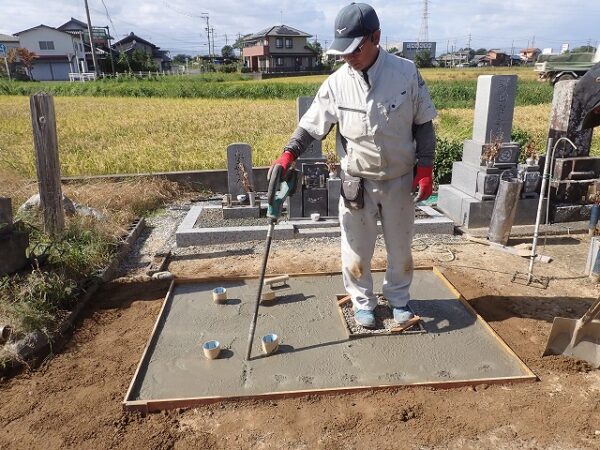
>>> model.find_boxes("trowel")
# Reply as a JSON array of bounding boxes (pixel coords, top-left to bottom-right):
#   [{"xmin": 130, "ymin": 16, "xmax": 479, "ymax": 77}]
[
  {"xmin": 542, "ymin": 295, "xmax": 600, "ymax": 368},
  {"xmin": 245, "ymin": 164, "xmax": 299, "ymax": 360}
]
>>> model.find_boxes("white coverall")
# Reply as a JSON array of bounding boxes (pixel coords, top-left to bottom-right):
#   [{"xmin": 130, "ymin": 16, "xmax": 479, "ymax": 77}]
[{"xmin": 298, "ymin": 49, "xmax": 437, "ymax": 310}]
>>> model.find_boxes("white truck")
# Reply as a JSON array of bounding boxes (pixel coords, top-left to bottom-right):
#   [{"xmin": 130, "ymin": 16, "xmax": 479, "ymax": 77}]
[{"xmin": 535, "ymin": 46, "xmax": 600, "ymax": 84}]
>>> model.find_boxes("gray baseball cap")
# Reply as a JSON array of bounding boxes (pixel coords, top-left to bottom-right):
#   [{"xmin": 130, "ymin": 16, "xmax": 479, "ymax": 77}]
[
  {"xmin": 326, "ymin": 3, "xmax": 380, "ymax": 56},
  {"xmin": 575, "ymin": 62, "xmax": 600, "ymax": 130}
]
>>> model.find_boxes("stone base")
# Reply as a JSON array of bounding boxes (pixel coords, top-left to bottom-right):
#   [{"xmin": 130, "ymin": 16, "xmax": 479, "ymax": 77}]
[
  {"xmin": 551, "ymin": 204, "xmax": 594, "ymax": 223},
  {"xmin": 222, "ymin": 205, "xmax": 260, "ymax": 219},
  {"xmin": 327, "ymin": 178, "xmax": 341, "ymax": 217},
  {"xmin": 437, "ymin": 184, "xmax": 544, "ymax": 229},
  {"xmin": 462, "ymin": 139, "xmax": 520, "ymax": 167},
  {"xmin": 450, "ymin": 161, "xmax": 501, "ymax": 199},
  {"xmin": 0, "ymin": 231, "xmax": 29, "ymax": 275}
]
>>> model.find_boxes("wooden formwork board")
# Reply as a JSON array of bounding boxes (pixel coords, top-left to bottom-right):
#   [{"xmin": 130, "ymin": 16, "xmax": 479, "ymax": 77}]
[{"xmin": 123, "ymin": 267, "xmax": 537, "ymax": 412}]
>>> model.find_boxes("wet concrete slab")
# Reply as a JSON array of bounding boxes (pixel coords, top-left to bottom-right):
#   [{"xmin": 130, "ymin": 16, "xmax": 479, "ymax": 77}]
[{"xmin": 126, "ymin": 270, "xmax": 535, "ymax": 409}]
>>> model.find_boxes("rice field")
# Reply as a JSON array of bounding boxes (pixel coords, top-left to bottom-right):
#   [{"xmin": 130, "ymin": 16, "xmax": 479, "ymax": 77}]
[{"xmin": 0, "ymin": 63, "xmax": 598, "ymax": 179}]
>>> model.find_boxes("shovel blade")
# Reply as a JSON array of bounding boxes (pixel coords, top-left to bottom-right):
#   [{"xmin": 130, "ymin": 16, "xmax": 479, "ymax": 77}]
[{"xmin": 543, "ymin": 317, "xmax": 600, "ymax": 368}]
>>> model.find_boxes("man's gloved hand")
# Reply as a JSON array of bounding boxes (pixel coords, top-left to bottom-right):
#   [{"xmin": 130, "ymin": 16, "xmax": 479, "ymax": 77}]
[
  {"xmin": 412, "ymin": 166, "xmax": 433, "ymax": 202},
  {"xmin": 268, "ymin": 150, "xmax": 295, "ymax": 180}
]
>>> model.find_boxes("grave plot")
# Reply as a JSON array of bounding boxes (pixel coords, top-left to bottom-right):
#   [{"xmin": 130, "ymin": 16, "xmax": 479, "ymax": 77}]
[
  {"xmin": 123, "ymin": 268, "xmax": 536, "ymax": 412},
  {"xmin": 175, "ymin": 203, "xmax": 453, "ymax": 246}
]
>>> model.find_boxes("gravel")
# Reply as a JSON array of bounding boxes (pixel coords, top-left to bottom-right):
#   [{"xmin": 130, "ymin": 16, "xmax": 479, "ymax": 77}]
[
  {"xmin": 115, "ymin": 196, "xmax": 464, "ymax": 277},
  {"xmin": 340, "ymin": 297, "xmax": 425, "ymax": 336}
]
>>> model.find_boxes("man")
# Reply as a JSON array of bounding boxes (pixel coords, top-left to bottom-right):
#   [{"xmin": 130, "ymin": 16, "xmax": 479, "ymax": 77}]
[{"xmin": 270, "ymin": 2, "xmax": 437, "ymax": 328}]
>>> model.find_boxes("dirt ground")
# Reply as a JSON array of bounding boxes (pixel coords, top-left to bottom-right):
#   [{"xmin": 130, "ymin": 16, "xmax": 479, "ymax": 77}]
[{"xmin": 1, "ymin": 227, "xmax": 599, "ymax": 449}]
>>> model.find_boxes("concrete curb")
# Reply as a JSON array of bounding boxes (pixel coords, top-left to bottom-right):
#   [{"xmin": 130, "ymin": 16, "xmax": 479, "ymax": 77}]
[
  {"xmin": 0, "ymin": 218, "xmax": 146, "ymax": 376},
  {"xmin": 175, "ymin": 205, "xmax": 455, "ymax": 247}
]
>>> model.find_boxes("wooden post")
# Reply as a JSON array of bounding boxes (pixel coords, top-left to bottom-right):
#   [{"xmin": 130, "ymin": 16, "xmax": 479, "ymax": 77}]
[{"xmin": 30, "ymin": 92, "xmax": 64, "ymax": 235}]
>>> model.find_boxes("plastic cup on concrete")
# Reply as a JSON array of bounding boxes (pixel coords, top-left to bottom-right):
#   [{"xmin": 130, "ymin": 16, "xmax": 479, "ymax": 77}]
[
  {"xmin": 261, "ymin": 333, "xmax": 280, "ymax": 356},
  {"xmin": 212, "ymin": 287, "xmax": 227, "ymax": 303},
  {"xmin": 202, "ymin": 340, "xmax": 221, "ymax": 360},
  {"xmin": 310, "ymin": 213, "xmax": 321, "ymax": 222}
]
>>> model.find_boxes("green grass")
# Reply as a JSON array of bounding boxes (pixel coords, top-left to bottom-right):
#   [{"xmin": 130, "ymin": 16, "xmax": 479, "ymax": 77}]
[
  {"xmin": 0, "ymin": 67, "xmax": 552, "ymax": 109},
  {"xmin": 0, "ymin": 217, "xmax": 117, "ymax": 335}
]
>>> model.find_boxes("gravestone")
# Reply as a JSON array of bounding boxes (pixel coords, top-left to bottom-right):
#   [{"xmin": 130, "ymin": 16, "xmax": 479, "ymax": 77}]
[
  {"xmin": 544, "ymin": 81, "xmax": 600, "ymax": 220},
  {"xmin": 290, "ymin": 97, "xmax": 328, "ymax": 218},
  {"xmin": 296, "ymin": 97, "xmax": 326, "ymax": 161},
  {"xmin": 226, "ymin": 143, "xmax": 254, "ymax": 197},
  {"xmin": 301, "ymin": 162, "xmax": 328, "ymax": 217},
  {"xmin": 548, "ymin": 80, "xmax": 593, "ymax": 157},
  {"xmin": 437, "ymin": 75, "xmax": 542, "ymax": 228}
]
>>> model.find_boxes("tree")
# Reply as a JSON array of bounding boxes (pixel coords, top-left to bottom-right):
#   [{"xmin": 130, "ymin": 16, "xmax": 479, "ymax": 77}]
[
  {"xmin": 414, "ymin": 50, "xmax": 433, "ymax": 68},
  {"xmin": 115, "ymin": 49, "xmax": 157, "ymax": 72},
  {"xmin": 388, "ymin": 46, "xmax": 399, "ymax": 55},
  {"xmin": 474, "ymin": 48, "xmax": 488, "ymax": 55},
  {"xmin": 221, "ymin": 45, "xmax": 235, "ymax": 59},
  {"xmin": 232, "ymin": 35, "xmax": 247, "ymax": 55},
  {"xmin": 571, "ymin": 45, "xmax": 595, "ymax": 53},
  {"xmin": 305, "ymin": 41, "xmax": 324, "ymax": 68},
  {"xmin": 172, "ymin": 54, "xmax": 192, "ymax": 64},
  {"xmin": 9, "ymin": 48, "xmax": 37, "ymax": 80}
]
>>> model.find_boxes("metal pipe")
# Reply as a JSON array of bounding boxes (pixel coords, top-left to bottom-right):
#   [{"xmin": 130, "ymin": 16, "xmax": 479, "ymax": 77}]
[
  {"xmin": 245, "ymin": 219, "xmax": 276, "ymax": 360},
  {"xmin": 528, "ymin": 137, "xmax": 554, "ymax": 281},
  {"xmin": 528, "ymin": 136, "xmax": 578, "ymax": 281}
]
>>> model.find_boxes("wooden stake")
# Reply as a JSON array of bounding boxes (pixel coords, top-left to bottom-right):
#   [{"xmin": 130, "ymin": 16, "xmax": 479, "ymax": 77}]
[{"xmin": 30, "ymin": 92, "xmax": 64, "ymax": 235}]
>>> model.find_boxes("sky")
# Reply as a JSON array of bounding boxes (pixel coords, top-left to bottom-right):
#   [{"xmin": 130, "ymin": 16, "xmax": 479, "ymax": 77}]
[{"xmin": 2, "ymin": 0, "xmax": 599, "ymax": 56}]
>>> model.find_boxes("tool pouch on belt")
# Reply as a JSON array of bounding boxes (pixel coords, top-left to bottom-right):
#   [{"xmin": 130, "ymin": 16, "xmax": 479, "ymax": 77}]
[{"xmin": 340, "ymin": 171, "xmax": 364, "ymax": 210}]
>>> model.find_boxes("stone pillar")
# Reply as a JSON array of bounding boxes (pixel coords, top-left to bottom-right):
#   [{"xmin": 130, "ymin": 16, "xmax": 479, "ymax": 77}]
[{"xmin": 547, "ymin": 80, "xmax": 593, "ymax": 157}]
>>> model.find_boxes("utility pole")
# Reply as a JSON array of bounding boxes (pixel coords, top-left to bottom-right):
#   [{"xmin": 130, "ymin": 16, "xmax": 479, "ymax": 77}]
[
  {"xmin": 84, "ymin": 0, "xmax": 99, "ymax": 75},
  {"xmin": 201, "ymin": 13, "xmax": 210, "ymax": 57},
  {"xmin": 211, "ymin": 27, "xmax": 215, "ymax": 59},
  {"xmin": 511, "ymin": 40, "xmax": 514, "ymax": 66},
  {"xmin": 106, "ymin": 25, "xmax": 115, "ymax": 74}
]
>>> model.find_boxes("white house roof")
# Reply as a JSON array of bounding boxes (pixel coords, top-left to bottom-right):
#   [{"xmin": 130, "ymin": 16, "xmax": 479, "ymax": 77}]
[{"xmin": 14, "ymin": 24, "xmax": 74, "ymax": 38}]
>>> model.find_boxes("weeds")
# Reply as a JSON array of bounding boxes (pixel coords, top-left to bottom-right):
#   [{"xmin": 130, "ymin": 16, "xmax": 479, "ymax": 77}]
[{"xmin": 0, "ymin": 269, "xmax": 77, "ymax": 334}]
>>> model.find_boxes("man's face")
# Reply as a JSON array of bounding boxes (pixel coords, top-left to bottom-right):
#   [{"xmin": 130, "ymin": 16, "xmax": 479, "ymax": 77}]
[{"xmin": 342, "ymin": 30, "xmax": 381, "ymax": 71}]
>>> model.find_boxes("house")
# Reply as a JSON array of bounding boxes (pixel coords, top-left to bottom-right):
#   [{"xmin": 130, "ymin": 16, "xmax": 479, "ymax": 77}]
[
  {"xmin": 519, "ymin": 47, "xmax": 541, "ymax": 64},
  {"xmin": 0, "ymin": 33, "xmax": 20, "ymax": 52},
  {"xmin": 241, "ymin": 25, "xmax": 317, "ymax": 73},
  {"xmin": 113, "ymin": 32, "xmax": 171, "ymax": 71},
  {"xmin": 13, "ymin": 24, "xmax": 85, "ymax": 80},
  {"xmin": 481, "ymin": 50, "xmax": 509, "ymax": 66},
  {"xmin": 0, "ymin": 34, "xmax": 19, "ymax": 78},
  {"xmin": 58, "ymin": 17, "xmax": 116, "ymax": 73}
]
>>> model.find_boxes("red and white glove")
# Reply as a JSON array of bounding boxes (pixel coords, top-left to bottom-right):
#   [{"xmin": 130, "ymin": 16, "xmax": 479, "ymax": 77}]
[
  {"xmin": 412, "ymin": 166, "xmax": 433, "ymax": 201},
  {"xmin": 268, "ymin": 150, "xmax": 295, "ymax": 179}
]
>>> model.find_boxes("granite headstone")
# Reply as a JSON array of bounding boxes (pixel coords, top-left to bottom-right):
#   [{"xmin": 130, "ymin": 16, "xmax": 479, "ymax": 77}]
[
  {"xmin": 226, "ymin": 143, "xmax": 254, "ymax": 197},
  {"xmin": 547, "ymin": 80, "xmax": 593, "ymax": 157}
]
